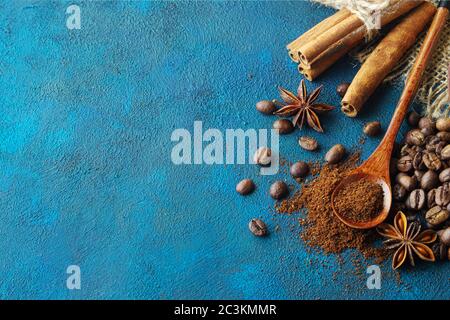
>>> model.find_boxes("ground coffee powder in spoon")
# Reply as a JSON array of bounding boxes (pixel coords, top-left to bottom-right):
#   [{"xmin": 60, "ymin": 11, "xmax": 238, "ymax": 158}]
[{"xmin": 334, "ymin": 179, "xmax": 384, "ymax": 223}]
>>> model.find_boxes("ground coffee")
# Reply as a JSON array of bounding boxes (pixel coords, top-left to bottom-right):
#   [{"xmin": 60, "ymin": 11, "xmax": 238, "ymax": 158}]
[
  {"xmin": 334, "ymin": 179, "xmax": 384, "ymax": 223},
  {"xmin": 276, "ymin": 152, "xmax": 388, "ymax": 261}
]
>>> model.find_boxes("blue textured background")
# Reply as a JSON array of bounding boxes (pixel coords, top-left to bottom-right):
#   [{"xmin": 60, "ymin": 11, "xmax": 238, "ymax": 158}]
[{"xmin": 0, "ymin": 0, "xmax": 448, "ymax": 299}]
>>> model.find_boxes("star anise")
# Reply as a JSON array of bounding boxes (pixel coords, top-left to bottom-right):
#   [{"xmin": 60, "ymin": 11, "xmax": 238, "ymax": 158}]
[
  {"xmin": 376, "ymin": 211, "xmax": 437, "ymax": 270},
  {"xmin": 273, "ymin": 80, "xmax": 334, "ymax": 133}
]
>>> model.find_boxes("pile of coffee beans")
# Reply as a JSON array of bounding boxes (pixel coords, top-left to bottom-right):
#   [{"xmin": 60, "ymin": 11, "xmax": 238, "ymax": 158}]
[{"xmin": 392, "ymin": 112, "xmax": 450, "ymax": 261}]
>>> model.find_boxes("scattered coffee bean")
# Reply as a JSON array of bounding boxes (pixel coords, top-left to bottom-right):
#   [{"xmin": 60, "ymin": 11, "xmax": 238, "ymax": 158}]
[
  {"xmin": 398, "ymin": 175, "xmax": 417, "ymax": 192},
  {"xmin": 290, "ymin": 161, "xmax": 309, "ymax": 179},
  {"xmin": 423, "ymin": 152, "xmax": 442, "ymax": 171},
  {"xmin": 418, "ymin": 117, "xmax": 436, "ymax": 131},
  {"xmin": 443, "ymin": 244, "xmax": 450, "ymax": 261},
  {"xmin": 406, "ymin": 213, "xmax": 421, "ymax": 225},
  {"xmin": 412, "ymin": 151, "xmax": 425, "ymax": 170},
  {"xmin": 273, "ymin": 119, "xmax": 294, "ymax": 134},
  {"xmin": 440, "ymin": 168, "xmax": 450, "ymax": 183},
  {"xmin": 407, "ymin": 189, "xmax": 425, "ymax": 210},
  {"xmin": 256, "ymin": 100, "xmax": 276, "ymax": 115},
  {"xmin": 431, "ymin": 242, "xmax": 446, "ymax": 261},
  {"xmin": 415, "ymin": 170, "xmax": 425, "ymax": 181},
  {"xmin": 325, "ymin": 144, "xmax": 346, "ymax": 164},
  {"xmin": 336, "ymin": 82, "xmax": 350, "ymax": 97},
  {"xmin": 437, "ymin": 131, "xmax": 450, "ymax": 142},
  {"xmin": 248, "ymin": 218, "xmax": 268, "ymax": 237},
  {"xmin": 393, "ymin": 184, "xmax": 407, "ymax": 201},
  {"xmin": 435, "ymin": 184, "xmax": 450, "ymax": 206},
  {"xmin": 425, "ymin": 135, "xmax": 440, "ymax": 152},
  {"xmin": 397, "ymin": 156, "xmax": 413, "ymax": 172},
  {"xmin": 236, "ymin": 179, "xmax": 255, "ymax": 195},
  {"xmin": 421, "ymin": 170, "xmax": 439, "ymax": 190},
  {"xmin": 425, "ymin": 206, "xmax": 450, "ymax": 226},
  {"xmin": 363, "ymin": 121, "xmax": 381, "ymax": 136},
  {"xmin": 436, "ymin": 117, "xmax": 450, "ymax": 132},
  {"xmin": 428, "ymin": 189, "xmax": 437, "ymax": 207},
  {"xmin": 439, "ymin": 227, "xmax": 450, "ymax": 246},
  {"xmin": 407, "ymin": 111, "xmax": 420, "ymax": 127},
  {"xmin": 270, "ymin": 181, "xmax": 289, "ymax": 200},
  {"xmin": 440, "ymin": 145, "xmax": 450, "ymax": 160},
  {"xmin": 253, "ymin": 147, "xmax": 272, "ymax": 166},
  {"xmin": 298, "ymin": 136, "xmax": 318, "ymax": 151},
  {"xmin": 421, "ymin": 126, "xmax": 435, "ymax": 137},
  {"xmin": 405, "ymin": 129, "xmax": 425, "ymax": 146}
]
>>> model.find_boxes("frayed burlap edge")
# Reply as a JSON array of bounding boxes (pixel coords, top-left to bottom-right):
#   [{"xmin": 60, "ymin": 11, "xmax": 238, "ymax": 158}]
[{"xmin": 312, "ymin": 0, "xmax": 450, "ymax": 117}]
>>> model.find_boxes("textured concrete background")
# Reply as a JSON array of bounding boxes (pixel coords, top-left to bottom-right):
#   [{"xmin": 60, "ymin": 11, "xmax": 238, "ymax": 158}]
[{"xmin": 0, "ymin": 0, "xmax": 448, "ymax": 299}]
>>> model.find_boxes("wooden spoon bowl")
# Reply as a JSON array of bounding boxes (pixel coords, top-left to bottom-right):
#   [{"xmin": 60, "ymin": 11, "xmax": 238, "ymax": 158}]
[{"xmin": 331, "ymin": 171, "xmax": 392, "ymax": 229}]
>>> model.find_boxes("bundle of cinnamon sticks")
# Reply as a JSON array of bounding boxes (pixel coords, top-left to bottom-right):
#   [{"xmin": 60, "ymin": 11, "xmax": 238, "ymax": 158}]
[{"xmin": 287, "ymin": 0, "xmax": 423, "ymax": 81}]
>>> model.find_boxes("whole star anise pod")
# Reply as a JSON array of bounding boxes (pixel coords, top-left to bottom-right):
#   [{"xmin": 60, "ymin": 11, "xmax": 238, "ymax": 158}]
[
  {"xmin": 376, "ymin": 211, "xmax": 437, "ymax": 270},
  {"xmin": 273, "ymin": 80, "xmax": 334, "ymax": 132}
]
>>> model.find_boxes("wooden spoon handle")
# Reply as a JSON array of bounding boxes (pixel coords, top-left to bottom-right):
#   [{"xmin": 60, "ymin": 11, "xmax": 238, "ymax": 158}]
[{"xmin": 377, "ymin": 4, "xmax": 449, "ymax": 157}]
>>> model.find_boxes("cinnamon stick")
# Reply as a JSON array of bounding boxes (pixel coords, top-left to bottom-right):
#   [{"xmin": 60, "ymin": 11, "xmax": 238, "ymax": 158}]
[
  {"xmin": 290, "ymin": 0, "xmax": 424, "ymax": 80},
  {"xmin": 287, "ymin": 9, "xmax": 352, "ymax": 62},
  {"xmin": 341, "ymin": 2, "xmax": 437, "ymax": 117}
]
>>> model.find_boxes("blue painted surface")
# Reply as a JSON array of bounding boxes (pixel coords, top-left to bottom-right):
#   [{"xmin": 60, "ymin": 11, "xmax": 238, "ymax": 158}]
[{"xmin": 0, "ymin": 0, "xmax": 448, "ymax": 300}]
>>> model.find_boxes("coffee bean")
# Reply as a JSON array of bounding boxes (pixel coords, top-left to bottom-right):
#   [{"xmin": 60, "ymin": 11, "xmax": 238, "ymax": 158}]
[
  {"xmin": 443, "ymin": 245, "xmax": 450, "ymax": 261},
  {"xmin": 435, "ymin": 184, "xmax": 450, "ymax": 206},
  {"xmin": 421, "ymin": 126, "xmax": 435, "ymax": 137},
  {"xmin": 425, "ymin": 135, "xmax": 440, "ymax": 152},
  {"xmin": 395, "ymin": 172, "xmax": 407, "ymax": 183},
  {"xmin": 407, "ymin": 111, "xmax": 420, "ymax": 127},
  {"xmin": 436, "ymin": 118, "xmax": 450, "ymax": 132},
  {"xmin": 439, "ymin": 227, "xmax": 450, "ymax": 246},
  {"xmin": 436, "ymin": 141, "xmax": 447, "ymax": 155},
  {"xmin": 439, "ymin": 168, "xmax": 450, "ymax": 182},
  {"xmin": 440, "ymin": 145, "xmax": 450, "ymax": 160},
  {"xmin": 363, "ymin": 121, "xmax": 381, "ymax": 136},
  {"xmin": 428, "ymin": 189, "xmax": 437, "ymax": 208},
  {"xmin": 256, "ymin": 100, "xmax": 276, "ymax": 115},
  {"xmin": 431, "ymin": 242, "xmax": 446, "ymax": 261},
  {"xmin": 405, "ymin": 129, "xmax": 425, "ymax": 146},
  {"xmin": 325, "ymin": 144, "xmax": 346, "ymax": 164},
  {"xmin": 273, "ymin": 119, "xmax": 294, "ymax": 134},
  {"xmin": 418, "ymin": 117, "xmax": 436, "ymax": 131},
  {"xmin": 248, "ymin": 218, "xmax": 268, "ymax": 237},
  {"xmin": 253, "ymin": 147, "xmax": 272, "ymax": 166},
  {"xmin": 412, "ymin": 151, "xmax": 425, "ymax": 170},
  {"xmin": 420, "ymin": 170, "xmax": 439, "ymax": 190},
  {"xmin": 415, "ymin": 170, "xmax": 425, "ymax": 181},
  {"xmin": 423, "ymin": 152, "xmax": 442, "ymax": 171},
  {"xmin": 426, "ymin": 206, "xmax": 449, "ymax": 226},
  {"xmin": 270, "ymin": 181, "xmax": 289, "ymax": 200},
  {"xmin": 437, "ymin": 131, "xmax": 450, "ymax": 142},
  {"xmin": 400, "ymin": 144, "xmax": 415, "ymax": 157},
  {"xmin": 398, "ymin": 175, "xmax": 417, "ymax": 192},
  {"xmin": 298, "ymin": 136, "xmax": 318, "ymax": 151},
  {"xmin": 336, "ymin": 82, "xmax": 350, "ymax": 97},
  {"xmin": 407, "ymin": 189, "xmax": 425, "ymax": 210},
  {"xmin": 236, "ymin": 179, "xmax": 255, "ymax": 195},
  {"xmin": 397, "ymin": 156, "xmax": 413, "ymax": 172},
  {"xmin": 393, "ymin": 184, "xmax": 407, "ymax": 201},
  {"xmin": 406, "ymin": 213, "xmax": 421, "ymax": 225},
  {"xmin": 290, "ymin": 161, "xmax": 309, "ymax": 178}
]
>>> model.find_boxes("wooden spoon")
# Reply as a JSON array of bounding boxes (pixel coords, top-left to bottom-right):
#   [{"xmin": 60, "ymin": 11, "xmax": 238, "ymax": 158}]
[{"xmin": 331, "ymin": 1, "xmax": 450, "ymax": 230}]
